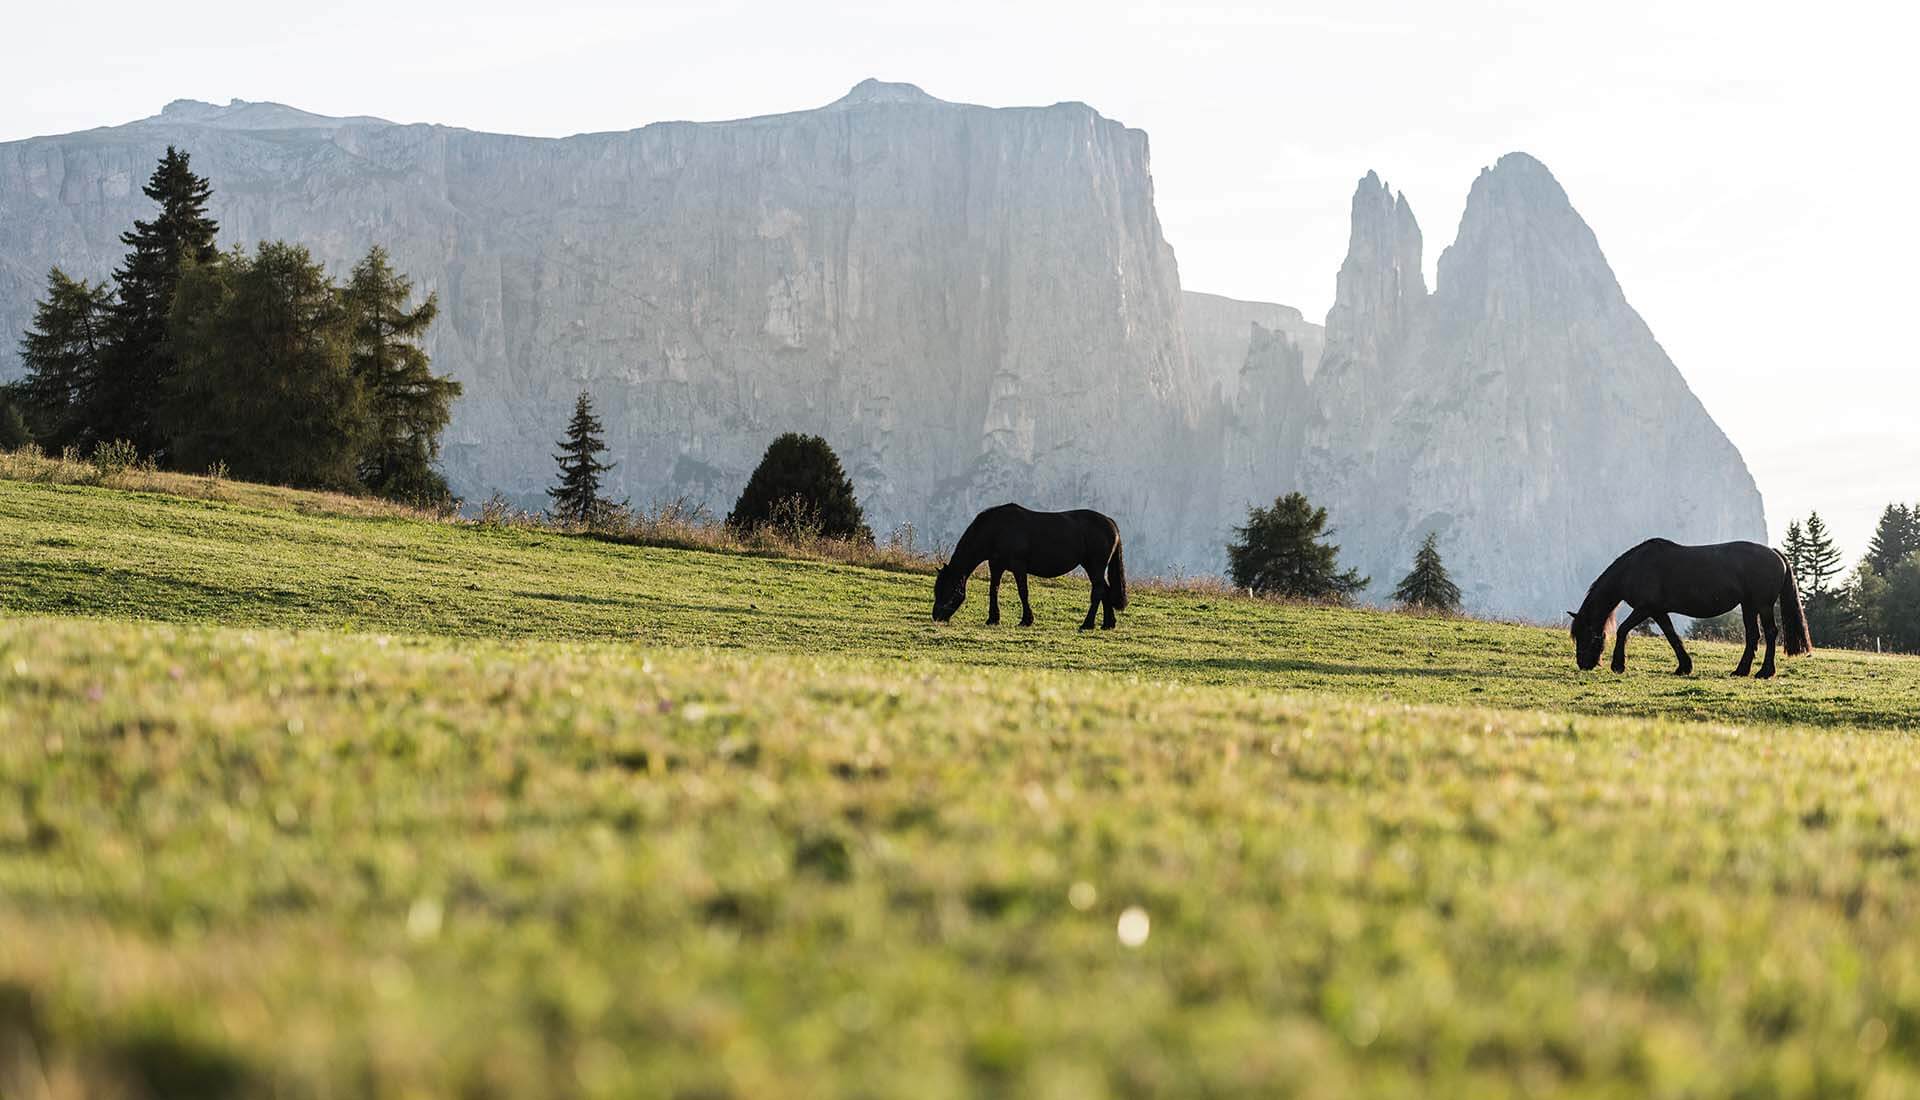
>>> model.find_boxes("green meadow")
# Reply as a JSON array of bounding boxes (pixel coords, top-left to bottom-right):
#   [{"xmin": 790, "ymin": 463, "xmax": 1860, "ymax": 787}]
[{"xmin": 3, "ymin": 475, "xmax": 1920, "ymax": 1098}]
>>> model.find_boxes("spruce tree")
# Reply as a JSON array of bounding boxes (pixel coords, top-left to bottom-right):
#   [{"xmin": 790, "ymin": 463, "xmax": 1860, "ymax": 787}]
[
  {"xmin": 165, "ymin": 242, "xmax": 367, "ymax": 488},
  {"xmin": 0, "ymin": 386, "xmax": 33, "ymax": 451},
  {"xmin": 1780, "ymin": 520, "xmax": 1808, "ymax": 585},
  {"xmin": 15, "ymin": 268, "xmax": 114, "ymax": 450},
  {"xmin": 1801, "ymin": 512, "xmax": 1844, "ymax": 595},
  {"xmin": 344, "ymin": 247, "xmax": 461, "ymax": 503},
  {"xmin": 548, "ymin": 391, "xmax": 613, "ymax": 524},
  {"xmin": 1226, "ymin": 492, "xmax": 1369, "ymax": 601},
  {"xmin": 727, "ymin": 433, "xmax": 868, "ymax": 540},
  {"xmin": 100, "ymin": 146, "xmax": 220, "ymax": 456},
  {"xmin": 1391, "ymin": 532, "xmax": 1462, "ymax": 612},
  {"xmin": 1864, "ymin": 504, "xmax": 1920, "ymax": 576}
]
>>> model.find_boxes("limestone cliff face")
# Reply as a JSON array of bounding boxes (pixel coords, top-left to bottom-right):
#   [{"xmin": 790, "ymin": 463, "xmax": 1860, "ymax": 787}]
[
  {"xmin": 1297, "ymin": 154, "xmax": 1766, "ymax": 617},
  {"xmin": 0, "ymin": 82, "xmax": 1207, "ymax": 563},
  {"xmin": 0, "ymin": 91, "xmax": 1767, "ymax": 616},
  {"xmin": 1179, "ymin": 290, "xmax": 1323, "ymax": 399}
]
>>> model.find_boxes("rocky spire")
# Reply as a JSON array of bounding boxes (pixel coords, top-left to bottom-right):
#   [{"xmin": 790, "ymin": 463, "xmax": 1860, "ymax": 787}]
[
  {"xmin": 1433, "ymin": 152, "xmax": 1619, "ymax": 330},
  {"xmin": 1320, "ymin": 171, "xmax": 1425, "ymax": 375}
]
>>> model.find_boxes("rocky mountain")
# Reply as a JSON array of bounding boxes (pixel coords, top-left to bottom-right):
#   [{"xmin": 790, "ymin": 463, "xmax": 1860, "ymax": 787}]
[
  {"xmin": 1294, "ymin": 156, "xmax": 1766, "ymax": 617},
  {"xmin": 0, "ymin": 81, "xmax": 1209, "ymax": 564},
  {"xmin": 1180, "ymin": 290, "xmax": 1323, "ymax": 400},
  {"xmin": 0, "ymin": 88, "xmax": 1766, "ymax": 616}
]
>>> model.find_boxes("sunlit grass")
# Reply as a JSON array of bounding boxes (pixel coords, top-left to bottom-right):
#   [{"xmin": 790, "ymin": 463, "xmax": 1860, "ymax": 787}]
[{"xmin": 2, "ymin": 474, "xmax": 1918, "ymax": 1097}]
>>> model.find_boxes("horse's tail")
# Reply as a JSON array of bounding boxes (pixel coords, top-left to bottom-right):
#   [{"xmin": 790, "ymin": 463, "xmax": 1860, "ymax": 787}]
[
  {"xmin": 1778, "ymin": 553, "xmax": 1813, "ymax": 656},
  {"xmin": 1107, "ymin": 537, "xmax": 1129, "ymax": 610}
]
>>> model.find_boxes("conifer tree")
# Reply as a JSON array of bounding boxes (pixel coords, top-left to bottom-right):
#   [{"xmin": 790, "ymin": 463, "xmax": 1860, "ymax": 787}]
[
  {"xmin": 1226, "ymin": 492, "xmax": 1369, "ymax": 601},
  {"xmin": 0, "ymin": 386, "xmax": 33, "ymax": 451},
  {"xmin": 1864, "ymin": 504, "xmax": 1920, "ymax": 577},
  {"xmin": 15, "ymin": 268, "xmax": 114, "ymax": 450},
  {"xmin": 1780, "ymin": 519, "xmax": 1808, "ymax": 585},
  {"xmin": 165, "ymin": 242, "xmax": 366, "ymax": 488},
  {"xmin": 344, "ymin": 247, "xmax": 461, "ymax": 503},
  {"xmin": 100, "ymin": 146, "xmax": 220, "ymax": 455},
  {"xmin": 1801, "ymin": 512, "xmax": 1844, "ymax": 595},
  {"xmin": 726, "ymin": 433, "xmax": 868, "ymax": 540},
  {"xmin": 1391, "ymin": 532, "xmax": 1462, "ymax": 612},
  {"xmin": 548, "ymin": 391, "xmax": 613, "ymax": 524}
]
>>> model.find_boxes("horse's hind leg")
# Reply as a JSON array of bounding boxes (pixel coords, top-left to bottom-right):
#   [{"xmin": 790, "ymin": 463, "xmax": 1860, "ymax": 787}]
[
  {"xmin": 1732, "ymin": 606, "xmax": 1759, "ymax": 676},
  {"xmin": 1014, "ymin": 570, "xmax": 1034, "ymax": 627},
  {"xmin": 1652, "ymin": 612, "xmax": 1692, "ymax": 675},
  {"xmin": 1100, "ymin": 581, "xmax": 1117, "ymax": 630},
  {"xmin": 1757, "ymin": 604, "xmax": 1779, "ymax": 679},
  {"xmin": 986, "ymin": 565, "xmax": 1004, "ymax": 625},
  {"xmin": 1079, "ymin": 568, "xmax": 1106, "ymax": 632}
]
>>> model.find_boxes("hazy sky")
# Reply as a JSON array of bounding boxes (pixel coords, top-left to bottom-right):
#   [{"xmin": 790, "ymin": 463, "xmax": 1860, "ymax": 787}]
[{"xmin": 4, "ymin": 0, "xmax": 1914, "ymax": 561}]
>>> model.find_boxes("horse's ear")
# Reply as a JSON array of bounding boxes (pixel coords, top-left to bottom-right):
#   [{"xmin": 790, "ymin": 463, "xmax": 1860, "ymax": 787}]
[{"xmin": 1566, "ymin": 611, "xmax": 1576, "ymax": 619}]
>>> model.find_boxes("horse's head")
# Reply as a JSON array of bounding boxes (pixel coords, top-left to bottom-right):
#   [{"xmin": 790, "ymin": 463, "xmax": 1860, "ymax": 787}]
[
  {"xmin": 931, "ymin": 562, "xmax": 967, "ymax": 622},
  {"xmin": 1568, "ymin": 607, "xmax": 1613, "ymax": 671}
]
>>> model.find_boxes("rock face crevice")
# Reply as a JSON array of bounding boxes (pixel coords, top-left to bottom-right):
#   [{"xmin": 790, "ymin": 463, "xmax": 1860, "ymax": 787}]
[{"xmin": 0, "ymin": 94, "xmax": 1765, "ymax": 617}]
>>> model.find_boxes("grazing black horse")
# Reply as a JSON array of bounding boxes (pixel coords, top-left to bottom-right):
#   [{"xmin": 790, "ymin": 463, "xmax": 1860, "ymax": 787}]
[
  {"xmin": 932, "ymin": 504, "xmax": 1128, "ymax": 630},
  {"xmin": 1569, "ymin": 538, "xmax": 1812, "ymax": 678}
]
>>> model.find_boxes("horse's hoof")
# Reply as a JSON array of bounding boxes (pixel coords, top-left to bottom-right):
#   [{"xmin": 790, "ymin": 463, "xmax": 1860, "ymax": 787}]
[
  {"xmin": 1730, "ymin": 669, "xmax": 1751, "ymax": 678},
  {"xmin": 1672, "ymin": 666, "xmax": 1692, "ymax": 677},
  {"xmin": 1756, "ymin": 667, "xmax": 1776, "ymax": 680},
  {"xmin": 985, "ymin": 617, "xmax": 999, "ymax": 626},
  {"xmin": 1019, "ymin": 619, "xmax": 1034, "ymax": 628},
  {"xmin": 1610, "ymin": 663, "xmax": 1626, "ymax": 675},
  {"xmin": 1100, "ymin": 622, "xmax": 1115, "ymax": 631}
]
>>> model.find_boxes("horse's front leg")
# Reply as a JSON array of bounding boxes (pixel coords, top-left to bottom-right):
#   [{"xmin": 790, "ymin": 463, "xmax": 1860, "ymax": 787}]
[
  {"xmin": 986, "ymin": 564, "xmax": 1003, "ymax": 625},
  {"xmin": 1014, "ymin": 570, "xmax": 1034, "ymax": 627},
  {"xmin": 1612, "ymin": 608, "xmax": 1650, "ymax": 673},
  {"xmin": 1732, "ymin": 606, "xmax": 1759, "ymax": 676},
  {"xmin": 1078, "ymin": 566, "xmax": 1106, "ymax": 632},
  {"xmin": 1652, "ymin": 612, "xmax": 1692, "ymax": 675}
]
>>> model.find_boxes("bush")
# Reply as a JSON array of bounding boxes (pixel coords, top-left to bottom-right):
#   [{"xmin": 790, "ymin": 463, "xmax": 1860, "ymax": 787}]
[
  {"xmin": 91, "ymin": 439, "xmax": 141, "ymax": 478},
  {"xmin": 727, "ymin": 433, "xmax": 869, "ymax": 541}
]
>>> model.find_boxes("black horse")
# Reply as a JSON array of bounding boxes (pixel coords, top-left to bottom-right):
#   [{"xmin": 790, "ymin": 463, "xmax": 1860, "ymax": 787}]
[
  {"xmin": 932, "ymin": 504, "xmax": 1128, "ymax": 630},
  {"xmin": 1569, "ymin": 538, "xmax": 1811, "ymax": 678}
]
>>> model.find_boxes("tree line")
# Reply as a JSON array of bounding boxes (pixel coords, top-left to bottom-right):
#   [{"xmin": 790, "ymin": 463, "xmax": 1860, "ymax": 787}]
[
  {"xmin": 3, "ymin": 147, "xmax": 461, "ymax": 503},
  {"xmin": 1733, "ymin": 505, "xmax": 1920, "ymax": 653}
]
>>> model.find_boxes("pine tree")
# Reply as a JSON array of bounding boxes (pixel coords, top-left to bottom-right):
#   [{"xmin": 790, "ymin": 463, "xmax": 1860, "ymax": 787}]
[
  {"xmin": 1780, "ymin": 519, "xmax": 1808, "ymax": 585},
  {"xmin": 0, "ymin": 386, "xmax": 33, "ymax": 450},
  {"xmin": 98, "ymin": 146, "xmax": 219, "ymax": 456},
  {"xmin": 1226, "ymin": 492, "xmax": 1369, "ymax": 601},
  {"xmin": 1864, "ymin": 504, "xmax": 1920, "ymax": 577},
  {"xmin": 1391, "ymin": 532, "xmax": 1462, "ymax": 612},
  {"xmin": 726, "ymin": 433, "xmax": 869, "ymax": 540},
  {"xmin": 1801, "ymin": 512, "xmax": 1844, "ymax": 595},
  {"xmin": 548, "ymin": 391, "xmax": 613, "ymax": 524},
  {"xmin": 1880, "ymin": 553, "xmax": 1920, "ymax": 654},
  {"xmin": 165, "ymin": 242, "xmax": 367, "ymax": 488},
  {"xmin": 15, "ymin": 268, "xmax": 114, "ymax": 450},
  {"xmin": 344, "ymin": 247, "xmax": 461, "ymax": 503}
]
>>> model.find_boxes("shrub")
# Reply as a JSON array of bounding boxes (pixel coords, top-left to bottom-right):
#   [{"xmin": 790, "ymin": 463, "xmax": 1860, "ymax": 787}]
[
  {"xmin": 91, "ymin": 439, "xmax": 141, "ymax": 478},
  {"xmin": 727, "ymin": 433, "xmax": 868, "ymax": 541}
]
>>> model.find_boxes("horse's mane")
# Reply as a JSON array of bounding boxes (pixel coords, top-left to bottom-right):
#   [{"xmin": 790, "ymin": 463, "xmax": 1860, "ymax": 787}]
[
  {"xmin": 1576, "ymin": 542, "xmax": 1651, "ymax": 627},
  {"xmin": 947, "ymin": 504, "xmax": 1017, "ymax": 571}
]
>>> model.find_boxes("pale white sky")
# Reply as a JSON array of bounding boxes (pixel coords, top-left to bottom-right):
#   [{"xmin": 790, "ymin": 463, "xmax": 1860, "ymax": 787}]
[{"xmin": 4, "ymin": 0, "xmax": 1914, "ymax": 560}]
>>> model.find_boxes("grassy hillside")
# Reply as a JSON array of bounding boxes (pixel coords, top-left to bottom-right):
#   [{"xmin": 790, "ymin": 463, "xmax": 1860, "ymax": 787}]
[
  {"xmin": 5, "ymin": 479, "xmax": 1916, "ymax": 729},
  {"xmin": 3, "ymin": 476, "xmax": 1920, "ymax": 1098}
]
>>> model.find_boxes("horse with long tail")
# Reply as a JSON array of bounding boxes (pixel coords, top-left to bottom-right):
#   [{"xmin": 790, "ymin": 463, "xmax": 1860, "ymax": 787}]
[
  {"xmin": 1569, "ymin": 538, "xmax": 1811, "ymax": 678},
  {"xmin": 932, "ymin": 504, "xmax": 1128, "ymax": 630}
]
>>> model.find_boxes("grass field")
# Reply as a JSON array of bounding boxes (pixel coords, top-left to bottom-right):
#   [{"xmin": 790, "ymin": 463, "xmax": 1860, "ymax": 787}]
[{"xmin": 4, "ymin": 476, "xmax": 1920, "ymax": 1098}]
